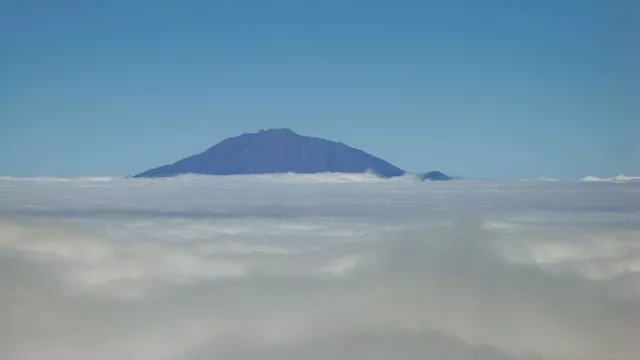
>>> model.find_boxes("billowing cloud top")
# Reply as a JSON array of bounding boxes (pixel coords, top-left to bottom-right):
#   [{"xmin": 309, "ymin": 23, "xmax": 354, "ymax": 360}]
[
  {"xmin": 0, "ymin": 174, "xmax": 639, "ymax": 360},
  {"xmin": 581, "ymin": 174, "xmax": 640, "ymax": 182}
]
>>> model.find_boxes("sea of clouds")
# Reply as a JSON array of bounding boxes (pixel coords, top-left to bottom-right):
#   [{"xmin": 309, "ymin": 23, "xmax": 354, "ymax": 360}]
[{"xmin": 0, "ymin": 174, "xmax": 638, "ymax": 360}]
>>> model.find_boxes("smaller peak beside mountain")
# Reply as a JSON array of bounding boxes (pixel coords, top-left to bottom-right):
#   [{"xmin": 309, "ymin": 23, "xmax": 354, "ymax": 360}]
[{"xmin": 420, "ymin": 171, "xmax": 453, "ymax": 181}]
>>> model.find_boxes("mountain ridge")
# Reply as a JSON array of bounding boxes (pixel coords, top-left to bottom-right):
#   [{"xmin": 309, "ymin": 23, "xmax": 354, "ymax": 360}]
[{"xmin": 134, "ymin": 128, "xmax": 451, "ymax": 180}]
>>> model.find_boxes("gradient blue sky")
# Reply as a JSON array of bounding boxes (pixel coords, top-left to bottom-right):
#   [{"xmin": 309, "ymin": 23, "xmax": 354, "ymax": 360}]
[{"xmin": 1, "ymin": 0, "xmax": 638, "ymax": 179}]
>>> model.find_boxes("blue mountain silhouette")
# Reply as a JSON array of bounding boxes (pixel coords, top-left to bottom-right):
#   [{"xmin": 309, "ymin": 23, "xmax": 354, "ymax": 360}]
[
  {"xmin": 420, "ymin": 171, "xmax": 453, "ymax": 181},
  {"xmin": 133, "ymin": 128, "xmax": 450, "ymax": 180}
]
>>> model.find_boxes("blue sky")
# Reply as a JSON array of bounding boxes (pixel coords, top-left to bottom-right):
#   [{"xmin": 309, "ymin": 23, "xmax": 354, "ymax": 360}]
[{"xmin": 1, "ymin": 0, "xmax": 637, "ymax": 179}]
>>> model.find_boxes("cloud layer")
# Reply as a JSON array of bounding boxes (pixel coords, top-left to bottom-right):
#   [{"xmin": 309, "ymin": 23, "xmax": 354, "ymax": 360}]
[
  {"xmin": 581, "ymin": 174, "xmax": 640, "ymax": 182},
  {"xmin": 1, "ymin": 174, "xmax": 639, "ymax": 360}
]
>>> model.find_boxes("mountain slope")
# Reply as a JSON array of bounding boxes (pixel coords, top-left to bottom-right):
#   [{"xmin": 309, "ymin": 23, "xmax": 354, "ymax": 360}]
[{"xmin": 134, "ymin": 128, "xmax": 407, "ymax": 178}]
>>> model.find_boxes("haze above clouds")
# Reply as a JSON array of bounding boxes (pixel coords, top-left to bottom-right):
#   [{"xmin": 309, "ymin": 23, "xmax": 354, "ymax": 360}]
[{"xmin": 1, "ymin": 174, "xmax": 639, "ymax": 360}]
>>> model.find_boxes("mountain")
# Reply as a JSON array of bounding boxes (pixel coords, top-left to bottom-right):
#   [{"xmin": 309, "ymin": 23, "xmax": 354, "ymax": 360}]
[
  {"xmin": 134, "ymin": 128, "xmax": 410, "ymax": 178},
  {"xmin": 420, "ymin": 171, "xmax": 453, "ymax": 181}
]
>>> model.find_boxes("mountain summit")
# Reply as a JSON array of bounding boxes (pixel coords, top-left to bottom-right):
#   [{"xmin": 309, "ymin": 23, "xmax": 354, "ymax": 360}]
[{"xmin": 134, "ymin": 128, "xmax": 409, "ymax": 178}]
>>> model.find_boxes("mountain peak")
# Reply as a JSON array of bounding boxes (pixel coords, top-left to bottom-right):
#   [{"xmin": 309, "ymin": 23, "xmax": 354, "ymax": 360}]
[
  {"xmin": 257, "ymin": 128, "xmax": 297, "ymax": 135},
  {"xmin": 420, "ymin": 171, "xmax": 452, "ymax": 181},
  {"xmin": 133, "ymin": 129, "xmax": 450, "ymax": 180}
]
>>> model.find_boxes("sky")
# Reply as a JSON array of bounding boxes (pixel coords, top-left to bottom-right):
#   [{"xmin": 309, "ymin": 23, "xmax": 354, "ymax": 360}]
[{"xmin": 1, "ymin": 0, "xmax": 638, "ymax": 179}]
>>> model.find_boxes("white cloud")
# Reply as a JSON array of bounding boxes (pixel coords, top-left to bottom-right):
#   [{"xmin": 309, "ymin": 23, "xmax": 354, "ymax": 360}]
[
  {"xmin": 0, "ymin": 175, "xmax": 638, "ymax": 360},
  {"xmin": 581, "ymin": 174, "xmax": 640, "ymax": 182}
]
